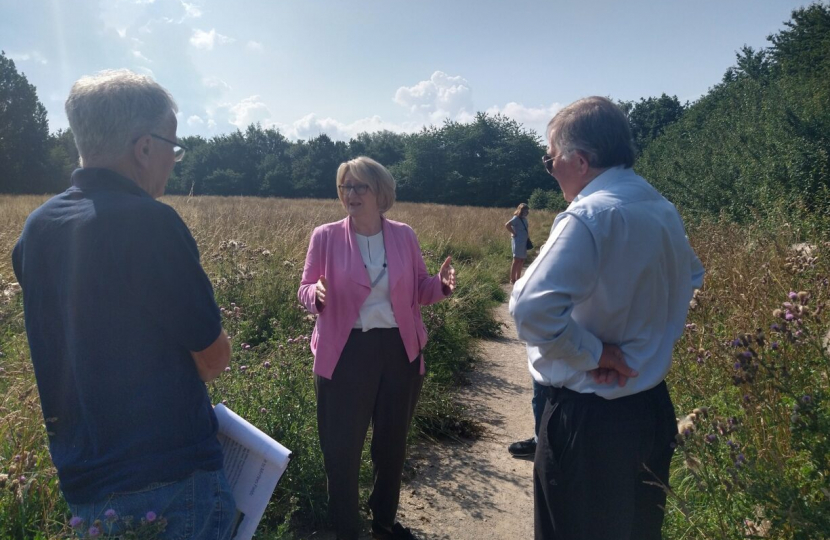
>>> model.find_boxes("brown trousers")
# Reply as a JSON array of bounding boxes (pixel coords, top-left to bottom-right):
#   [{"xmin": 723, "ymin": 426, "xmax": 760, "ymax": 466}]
[{"xmin": 315, "ymin": 328, "xmax": 423, "ymax": 540}]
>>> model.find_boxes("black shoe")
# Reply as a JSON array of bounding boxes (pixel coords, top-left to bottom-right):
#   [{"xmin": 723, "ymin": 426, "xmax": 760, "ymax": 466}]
[
  {"xmin": 508, "ymin": 436, "xmax": 536, "ymax": 457},
  {"xmin": 371, "ymin": 521, "xmax": 419, "ymax": 540}
]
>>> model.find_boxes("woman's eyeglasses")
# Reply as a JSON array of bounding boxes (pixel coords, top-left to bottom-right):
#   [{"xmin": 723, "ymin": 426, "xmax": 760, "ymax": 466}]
[{"xmin": 338, "ymin": 183, "xmax": 371, "ymax": 195}]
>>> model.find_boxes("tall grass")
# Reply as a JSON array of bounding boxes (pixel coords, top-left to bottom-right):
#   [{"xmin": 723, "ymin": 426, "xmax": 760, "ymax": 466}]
[
  {"xmin": 0, "ymin": 195, "xmax": 537, "ymax": 539},
  {"xmin": 2, "ymin": 195, "xmax": 828, "ymax": 539}
]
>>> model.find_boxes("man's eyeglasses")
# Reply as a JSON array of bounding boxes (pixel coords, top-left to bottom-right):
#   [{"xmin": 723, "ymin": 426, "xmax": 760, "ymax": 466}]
[
  {"xmin": 542, "ymin": 154, "xmax": 555, "ymax": 175},
  {"xmin": 338, "ymin": 183, "xmax": 371, "ymax": 195},
  {"xmin": 150, "ymin": 134, "xmax": 188, "ymax": 162}
]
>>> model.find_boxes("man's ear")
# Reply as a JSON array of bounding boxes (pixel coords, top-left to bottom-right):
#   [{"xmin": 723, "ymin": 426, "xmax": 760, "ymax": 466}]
[
  {"xmin": 575, "ymin": 151, "xmax": 591, "ymax": 175},
  {"xmin": 133, "ymin": 136, "xmax": 152, "ymax": 169}
]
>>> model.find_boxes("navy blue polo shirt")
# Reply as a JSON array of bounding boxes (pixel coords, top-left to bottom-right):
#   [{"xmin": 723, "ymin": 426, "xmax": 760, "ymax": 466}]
[{"xmin": 12, "ymin": 168, "xmax": 224, "ymax": 504}]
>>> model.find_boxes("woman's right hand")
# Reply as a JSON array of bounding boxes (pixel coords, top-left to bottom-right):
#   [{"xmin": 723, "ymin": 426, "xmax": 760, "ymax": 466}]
[{"xmin": 315, "ymin": 275, "xmax": 328, "ymax": 309}]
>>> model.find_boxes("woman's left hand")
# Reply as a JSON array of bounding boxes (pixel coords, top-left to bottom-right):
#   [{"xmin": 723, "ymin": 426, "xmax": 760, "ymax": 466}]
[{"xmin": 439, "ymin": 256, "xmax": 456, "ymax": 293}]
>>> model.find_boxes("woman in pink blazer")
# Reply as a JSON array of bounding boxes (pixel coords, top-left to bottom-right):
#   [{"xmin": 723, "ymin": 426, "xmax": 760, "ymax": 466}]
[{"xmin": 298, "ymin": 157, "xmax": 455, "ymax": 540}]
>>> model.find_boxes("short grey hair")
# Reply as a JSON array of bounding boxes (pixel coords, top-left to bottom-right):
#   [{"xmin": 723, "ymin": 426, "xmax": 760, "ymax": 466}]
[
  {"xmin": 65, "ymin": 69, "xmax": 177, "ymax": 166},
  {"xmin": 546, "ymin": 96, "xmax": 635, "ymax": 169}
]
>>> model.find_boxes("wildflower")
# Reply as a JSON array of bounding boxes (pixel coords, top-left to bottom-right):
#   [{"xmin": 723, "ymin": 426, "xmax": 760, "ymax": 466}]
[
  {"xmin": 742, "ymin": 350, "xmax": 753, "ymax": 358},
  {"xmin": 69, "ymin": 516, "xmax": 84, "ymax": 529},
  {"xmin": 737, "ymin": 453, "xmax": 746, "ymax": 463},
  {"xmin": 88, "ymin": 526, "xmax": 101, "ymax": 538},
  {"xmin": 770, "ymin": 323, "xmax": 780, "ymax": 332},
  {"xmin": 734, "ymin": 362, "xmax": 742, "ymax": 370},
  {"xmin": 224, "ymin": 367, "xmax": 231, "ymax": 372},
  {"xmin": 221, "ymin": 399, "xmax": 228, "ymax": 405},
  {"xmin": 771, "ymin": 341, "xmax": 779, "ymax": 350},
  {"xmin": 146, "ymin": 511, "xmax": 157, "ymax": 523},
  {"xmin": 242, "ymin": 343, "xmax": 251, "ymax": 350},
  {"xmin": 104, "ymin": 509, "xmax": 118, "ymax": 522},
  {"xmin": 801, "ymin": 395, "xmax": 812, "ymax": 404},
  {"xmin": 263, "ymin": 361, "xmax": 271, "ymax": 369},
  {"xmin": 788, "ymin": 291, "xmax": 798, "ymax": 300},
  {"xmin": 798, "ymin": 291, "xmax": 809, "ymax": 303},
  {"xmin": 794, "ymin": 330, "xmax": 803, "ymax": 338},
  {"xmin": 239, "ymin": 365, "xmax": 248, "ymax": 372},
  {"xmin": 260, "ymin": 408, "xmax": 267, "ymax": 414},
  {"xmin": 785, "ymin": 311, "xmax": 794, "ymax": 321},
  {"xmin": 706, "ymin": 434, "xmax": 717, "ymax": 443},
  {"xmin": 773, "ymin": 309, "xmax": 783, "ymax": 318},
  {"xmin": 731, "ymin": 338, "xmax": 742, "ymax": 347}
]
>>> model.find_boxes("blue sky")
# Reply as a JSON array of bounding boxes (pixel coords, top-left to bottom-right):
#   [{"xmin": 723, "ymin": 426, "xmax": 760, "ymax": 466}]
[{"xmin": 1, "ymin": 0, "xmax": 812, "ymax": 141}]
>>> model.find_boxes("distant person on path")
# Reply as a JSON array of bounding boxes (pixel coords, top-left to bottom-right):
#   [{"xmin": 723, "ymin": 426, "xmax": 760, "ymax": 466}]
[
  {"xmin": 298, "ymin": 157, "xmax": 456, "ymax": 540},
  {"xmin": 12, "ymin": 70, "xmax": 236, "ymax": 539},
  {"xmin": 505, "ymin": 202, "xmax": 531, "ymax": 284},
  {"xmin": 510, "ymin": 96, "xmax": 704, "ymax": 540}
]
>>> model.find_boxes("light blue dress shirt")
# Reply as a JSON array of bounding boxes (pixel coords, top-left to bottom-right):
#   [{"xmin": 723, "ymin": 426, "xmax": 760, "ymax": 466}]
[{"xmin": 509, "ymin": 167, "xmax": 705, "ymax": 399}]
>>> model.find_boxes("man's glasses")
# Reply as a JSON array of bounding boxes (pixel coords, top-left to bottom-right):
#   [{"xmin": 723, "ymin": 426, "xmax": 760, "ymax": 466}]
[
  {"xmin": 542, "ymin": 154, "xmax": 555, "ymax": 175},
  {"xmin": 338, "ymin": 183, "xmax": 371, "ymax": 195},
  {"xmin": 150, "ymin": 134, "xmax": 188, "ymax": 162}
]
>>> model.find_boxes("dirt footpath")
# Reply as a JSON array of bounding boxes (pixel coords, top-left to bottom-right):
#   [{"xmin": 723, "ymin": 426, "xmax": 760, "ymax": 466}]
[
  {"xmin": 309, "ymin": 292, "xmax": 535, "ymax": 540},
  {"xmin": 394, "ymin": 294, "xmax": 535, "ymax": 539}
]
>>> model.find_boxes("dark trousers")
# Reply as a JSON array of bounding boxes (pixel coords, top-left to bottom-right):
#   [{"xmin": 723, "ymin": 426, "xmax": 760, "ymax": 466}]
[
  {"xmin": 315, "ymin": 329, "xmax": 423, "ymax": 540},
  {"xmin": 534, "ymin": 382, "xmax": 677, "ymax": 540}
]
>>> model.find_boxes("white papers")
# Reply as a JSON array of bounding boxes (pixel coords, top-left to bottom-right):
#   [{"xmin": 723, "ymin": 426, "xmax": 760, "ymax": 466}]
[{"xmin": 214, "ymin": 404, "xmax": 293, "ymax": 540}]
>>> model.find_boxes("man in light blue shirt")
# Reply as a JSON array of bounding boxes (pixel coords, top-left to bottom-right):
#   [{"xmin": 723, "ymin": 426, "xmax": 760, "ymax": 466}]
[{"xmin": 510, "ymin": 96, "xmax": 704, "ymax": 540}]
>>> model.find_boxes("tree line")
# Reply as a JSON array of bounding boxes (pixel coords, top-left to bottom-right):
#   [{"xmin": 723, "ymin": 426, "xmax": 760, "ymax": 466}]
[{"xmin": 1, "ymin": 2, "xmax": 828, "ymax": 218}]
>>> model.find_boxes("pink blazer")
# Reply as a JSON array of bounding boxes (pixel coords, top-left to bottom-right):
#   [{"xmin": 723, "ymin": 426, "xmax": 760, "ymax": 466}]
[{"xmin": 298, "ymin": 217, "xmax": 449, "ymax": 379}]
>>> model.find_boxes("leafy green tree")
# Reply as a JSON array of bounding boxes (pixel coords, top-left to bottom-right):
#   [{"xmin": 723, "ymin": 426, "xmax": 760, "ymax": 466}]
[
  {"xmin": 0, "ymin": 51, "xmax": 51, "ymax": 193},
  {"xmin": 623, "ymin": 94, "xmax": 685, "ymax": 155}
]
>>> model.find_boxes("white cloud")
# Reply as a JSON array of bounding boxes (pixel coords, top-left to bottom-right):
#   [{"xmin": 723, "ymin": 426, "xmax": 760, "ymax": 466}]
[
  {"xmin": 190, "ymin": 28, "xmax": 235, "ymax": 50},
  {"xmin": 394, "ymin": 71, "xmax": 473, "ymax": 121},
  {"xmin": 277, "ymin": 113, "xmax": 413, "ymax": 141},
  {"xmin": 202, "ymin": 76, "xmax": 231, "ymax": 91},
  {"xmin": 9, "ymin": 51, "xmax": 48, "ymax": 65},
  {"xmin": 131, "ymin": 49, "xmax": 152, "ymax": 62},
  {"xmin": 187, "ymin": 115, "xmax": 205, "ymax": 127},
  {"xmin": 226, "ymin": 95, "xmax": 273, "ymax": 128},
  {"xmin": 246, "ymin": 40, "xmax": 263, "ymax": 51},
  {"xmin": 485, "ymin": 101, "xmax": 563, "ymax": 137},
  {"xmin": 181, "ymin": 1, "xmax": 202, "ymax": 18}
]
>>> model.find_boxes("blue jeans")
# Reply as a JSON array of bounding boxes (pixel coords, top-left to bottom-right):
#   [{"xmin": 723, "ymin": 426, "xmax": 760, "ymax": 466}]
[
  {"xmin": 68, "ymin": 469, "xmax": 237, "ymax": 540},
  {"xmin": 532, "ymin": 379, "xmax": 545, "ymax": 437}
]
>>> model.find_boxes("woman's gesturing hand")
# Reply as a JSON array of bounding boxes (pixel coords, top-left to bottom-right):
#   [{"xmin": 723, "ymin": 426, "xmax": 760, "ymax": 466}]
[
  {"xmin": 439, "ymin": 257, "xmax": 456, "ymax": 293},
  {"xmin": 315, "ymin": 275, "xmax": 328, "ymax": 309}
]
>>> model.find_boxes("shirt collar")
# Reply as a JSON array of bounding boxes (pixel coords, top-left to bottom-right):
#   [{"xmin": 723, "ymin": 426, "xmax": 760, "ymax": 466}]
[
  {"xmin": 572, "ymin": 166, "xmax": 627, "ymax": 204},
  {"xmin": 70, "ymin": 168, "xmax": 152, "ymax": 199}
]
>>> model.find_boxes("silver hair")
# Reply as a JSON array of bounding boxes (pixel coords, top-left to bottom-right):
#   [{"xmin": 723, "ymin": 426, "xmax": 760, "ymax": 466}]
[
  {"xmin": 65, "ymin": 69, "xmax": 177, "ymax": 166},
  {"xmin": 545, "ymin": 96, "xmax": 635, "ymax": 169}
]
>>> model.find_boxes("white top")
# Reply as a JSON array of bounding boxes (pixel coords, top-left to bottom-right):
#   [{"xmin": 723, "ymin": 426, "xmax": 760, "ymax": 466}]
[
  {"xmin": 509, "ymin": 167, "xmax": 705, "ymax": 399},
  {"xmin": 354, "ymin": 231, "xmax": 398, "ymax": 331}
]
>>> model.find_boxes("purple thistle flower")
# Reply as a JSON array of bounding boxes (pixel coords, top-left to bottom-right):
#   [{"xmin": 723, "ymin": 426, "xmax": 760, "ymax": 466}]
[
  {"xmin": 146, "ymin": 511, "xmax": 157, "ymax": 522},
  {"xmin": 785, "ymin": 311, "xmax": 795, "ymax": 321},
  {"xmin": 224, "ymin": 366, "xmax": 231, "ymax": 372},
  {"xmin": 260, "ymin": 407, "xmax": 267, "ymax": 413},
  {"xmin": 802, "ymin": 395, "xmax": 812, "ymax": 404},
  {"xmin": 788, "ymin": 291, "xmax": 798, "ymax": 300},
  {"xmin": 771, "ymin": 341, "xmax": 779, "ymax": 350},
  {"xmin": 737, "ymin": 453, "xmax": 746, "ymax": 463},
  {"xmin": 88, "ymin": 526, "xmax": 101, "ymax": 538},
  {"xmin": 706, "ymin": 434, "xmax": 717, "ymax": 443},
  {"xmin": 734, "ymin": 362, "xmax": 742, "ymax": 370},
  {"xmin": 104, "ymin": 509, "xmax": 118, "ymax": 522},
  {"xmin": 69, "ymin": 516, "xmax": 84, "ymax": 529},
  {"xmin": 242, "ymin": 343, "xmax": 251, "ymax": 350},
  {"xmin": 742, "ymin": 350, "xmax": 753, "ymax": 358},
  {"xmin": 794, "ymin": 330, "xmax": 803, "ymax": 338},
  {"xmin": 770, "ymin": 323, "xmax": 781, "ymax": 332},
  {"xmin": 731, "ymin": 338, "xmax": 742, "ymax": 347},
  {"xmin": 239, "ymin": 365, "xmax": 248, "ymax": 371},
  {"xmin": 263, "ymin": 361, "xmax": 271, "ymax": 368}
]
